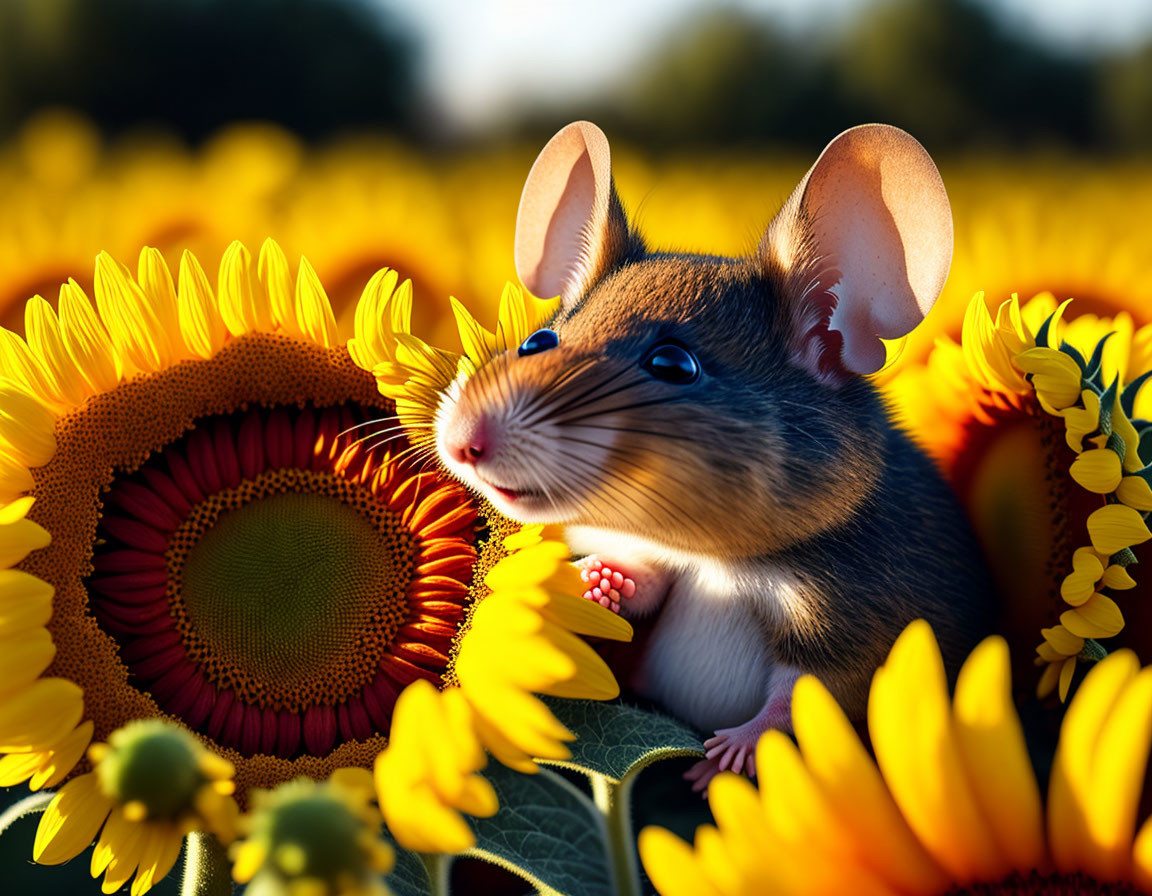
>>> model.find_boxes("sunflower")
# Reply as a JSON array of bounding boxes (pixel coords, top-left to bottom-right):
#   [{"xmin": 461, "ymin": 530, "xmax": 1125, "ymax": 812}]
[
  {"xmin": 33, "ymin": 719, "xmax": 239, "ymax": 896},
  {"xmin": 0, "ymin": 238, "xmax": 628, "ymax": 845},
  {"xmin": 640, "ymin": 619, "xmax": 1152, "ymax": 896},
  {"xmin": 885, "ymin": 292, "xmax": 1152, "ymax": 697}
]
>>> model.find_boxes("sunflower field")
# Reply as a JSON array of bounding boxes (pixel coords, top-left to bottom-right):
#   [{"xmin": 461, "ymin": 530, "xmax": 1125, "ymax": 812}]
[{"xmin": 4, "ymin": 1, "xmax": 1152, "ymax": 893}]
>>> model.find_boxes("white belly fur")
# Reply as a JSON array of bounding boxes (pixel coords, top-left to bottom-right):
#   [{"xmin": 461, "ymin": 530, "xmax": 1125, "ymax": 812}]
[
  {"xmin": 640, "ymin": 576, "xmax": 772, "ymax": 731},
  {"xmin": 566, "ymin": 526, "xmax": 778, "ymax": 733}
]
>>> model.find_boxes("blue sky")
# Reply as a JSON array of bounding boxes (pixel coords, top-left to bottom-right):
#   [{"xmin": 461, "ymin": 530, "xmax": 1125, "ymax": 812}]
[{"xmin": 379, "ymin": 0, "xmax": 1150, "ymax": 129}]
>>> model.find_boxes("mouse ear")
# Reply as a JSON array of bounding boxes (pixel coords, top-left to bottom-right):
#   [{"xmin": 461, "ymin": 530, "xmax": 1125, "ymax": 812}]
[
  {"xmin": 761, "ymin": 124, "xmax": 952, "ymax": 379},
  {"xmin": 515, "ymin": 121, "xmax": 641, "ymax": 307}
]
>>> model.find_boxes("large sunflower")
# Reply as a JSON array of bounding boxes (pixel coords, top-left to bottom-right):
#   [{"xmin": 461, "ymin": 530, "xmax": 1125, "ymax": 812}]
[
  {"xmin": 885, "ymin": 292, "xmax": 1152, "ymax": 697},
  {"xmin": 0, "ymin": 241, "xmax": 629, "ymax": 870},
  {"xmin": 640, "ymin": 619, "xmax": 1152, "ymax": 896}
]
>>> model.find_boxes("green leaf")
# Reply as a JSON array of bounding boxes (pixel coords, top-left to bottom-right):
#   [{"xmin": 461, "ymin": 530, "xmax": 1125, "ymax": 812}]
[
  {"xmin": 543, "ymin": 699, "xmax": 704, "ymax": 783},
  {"xmin": 380, "ymin": 829, "xmax": 433, "ymax": 896},
  {"xmin": 468, "ymin": 764, "xmax": 612, "ymax": 896}
]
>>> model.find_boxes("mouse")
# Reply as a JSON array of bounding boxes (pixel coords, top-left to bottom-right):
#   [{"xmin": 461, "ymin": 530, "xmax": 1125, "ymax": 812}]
[{"xmin": 434, "ymin": 120, "xmax": 997, "ymax": 789}]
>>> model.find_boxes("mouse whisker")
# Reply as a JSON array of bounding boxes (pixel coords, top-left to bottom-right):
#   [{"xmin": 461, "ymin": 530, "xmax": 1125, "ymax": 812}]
[{"xmin": 549, "ymin": 393, "xmax": 682, "ymax": 427}]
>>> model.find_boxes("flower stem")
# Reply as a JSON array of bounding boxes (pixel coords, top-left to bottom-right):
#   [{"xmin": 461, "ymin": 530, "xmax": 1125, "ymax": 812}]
[
  {"xmin": 181, "ymin": 832, "xmax": 233, "ymax": 896},
  {"xmin": 0, "ymin": 791, "xmax": 54, "ymax": 839},
  {"xmin": 590, "ymin": 772, "xmax": 642, "ymax": 896},
  {"xmin": 420, "ymin": 853, "xmax": 453, "ymax": 896}
]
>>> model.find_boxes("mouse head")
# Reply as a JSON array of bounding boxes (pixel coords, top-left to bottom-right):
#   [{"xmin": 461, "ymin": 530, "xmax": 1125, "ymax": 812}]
[{"xmin": 435, "ymin": 121, "xmax": 952, "ymax": 558}]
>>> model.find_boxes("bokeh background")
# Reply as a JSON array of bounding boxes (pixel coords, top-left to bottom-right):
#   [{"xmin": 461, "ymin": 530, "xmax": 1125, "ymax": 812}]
[{"xmin": 1, "ymin": 0, "xmax": 1151, "ymax": 891}]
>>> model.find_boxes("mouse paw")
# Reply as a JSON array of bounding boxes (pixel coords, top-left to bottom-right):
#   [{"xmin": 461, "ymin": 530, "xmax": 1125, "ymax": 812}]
[
  {"xmin": 577, "ymin": 557, "xmax": 637, "ymax": 615},
  {"xmin": 683, "ymin": 756, "xmax": 728, "ymax": 795}
]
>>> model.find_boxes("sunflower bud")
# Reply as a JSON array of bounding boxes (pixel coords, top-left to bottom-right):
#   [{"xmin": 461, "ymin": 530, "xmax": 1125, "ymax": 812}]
[{"xmin": 232, "ymin": 775, "xmax": 394, "ymax": 896}]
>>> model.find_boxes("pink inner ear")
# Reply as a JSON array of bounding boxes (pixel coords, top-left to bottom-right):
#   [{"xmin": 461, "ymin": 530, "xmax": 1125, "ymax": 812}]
[
  {"xmin": 514, "ymin": 122, "xmax": 612, "ymax": 302},
  {"xmin": 535, "ymin": 151, "xmax": 597, "ymax": 300},
  {"xmin": 801, "ymin": 125, "xmax": 952, "ymax": 376}
]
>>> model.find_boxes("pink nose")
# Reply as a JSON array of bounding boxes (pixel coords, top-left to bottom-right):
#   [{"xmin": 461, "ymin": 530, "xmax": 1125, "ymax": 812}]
[{"xmin": 447, "ymin": 417, "xmax": 488, "ymax": 465}]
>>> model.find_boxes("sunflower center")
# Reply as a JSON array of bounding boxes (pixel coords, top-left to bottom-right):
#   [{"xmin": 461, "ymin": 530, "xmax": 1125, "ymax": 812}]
[{"xmin": 181, "ymin": 491, "xmax": 400, "ymax": 702}]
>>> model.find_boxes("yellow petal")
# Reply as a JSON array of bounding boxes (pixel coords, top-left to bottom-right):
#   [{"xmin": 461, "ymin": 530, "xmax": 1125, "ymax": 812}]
[
  {"xmin": 94, "ymin": 252, "xmax": 171, "ymax": 372},
  {"xmin": 1061, "ymin": 547, "xmax": 1105, "ymax": 606},
  {"xmin": 1042, "ymin": 625, "xmax": 1086, "ymax": 657},
  {"xmin": 177, "ymin": 250, "xmax": 227, "ymax": 359},
  {"xmin": 349, "ymin": 269, "xmax": 400, "ymax": 371},
  {"xmin": 1111, "ymin": 395, "xmax": 1145, "ymax": 473},
  {"xmin": 1083, "ymin": 667, "xmax": 1152, "ymax": 881},
  {"xmin": 0, "ymin": 382, "xmax": 56, "ymax": 468},
  {"xmin": 451, "ymin": 296, "xmax": 497, "ymax": 367},
  {"xmin": 258, "ymin": 238, "xmax": 300, "ymax": 337},
  {"xmin": 1087, "ymin": 504, "xmax": 1152, "ymax": 555},
  {"xmin": 1037, "ymin": 659, "xmax": 1062, "ymax": 698},
  {"xmin": 136, "ymin": 248, "xmax": 182, "ymax": 358},
  {"xmin": 0, "ymin": 627, "xmax": 55, "ymax": 695},
  {"xmin": 1070, "ymin": 448, "xmax": 1123, "ymax": 493},
  {"xmin": 0, "ymin": 325, "xmax": 58, "ymax": 408},
  {"xmin": 218, "ymin": 241, "xmax": 272, "ymax": 336},
  {"xmin": 1015, "ymin": 346, "xmax": 1082, "ymax": 409},
  {"xmin": 1063, "ymin": 391, "xmax": 1103, "ymax": 453},
  {"xmin": 1049, "ymin": 649, "xmax": 1139, "ymax": 872},
  {"xmin": 0, "ymin": 516, "xmax": 51, "ymax": 569},
  {"xmin": 294, "ymin": 257, "xmax": 338, "ymax": 348},
  {"xmin": 639, "ymin": 827, "xmax": 723, "ymax": 896},
  {"xmin": 1102, "ymin": 564, "xmax": 1138, "ymax": 590},
  {"xmin": 953, "ymin": 636, "xmax": 1045, "ymax": 872},
  {"xmin": 30, "ymin": 720, "xmax": 94, "ymax": 789},
  {"xmin": 1060, "ymin": 593, "xmax": 1125, "ymax": 639},
  {"xmin": 0, "ymin": 568, "xmax": 53, "ymax": 635},
  {"xmin": 868, "ymin": 620, "xmax": 1005, "ymax": 882},
  {"xmin": 1058, "ymin": 655, "xmax": 1078, "ymax": 702},
  {"xmin": 0, "ymin": 676, "xmax": 84, "ymax": 751},
  {"xmin": 35, "ymin": 773, "xmax": 114, "ymax": 865},
  {"xmin": 58, "ymin": 280, "xmax": 120, "ymax": 393},
  {"xmin": 25, "ymin": 296, "xmax": 89, "ymax": 407},
  {"xmin": 1117, "ymin": 476, "xmax": 1152, "ymax": 512},
  {"xmin": 129, "ymin": 823, "xmax": 183, "ymax": 896}
]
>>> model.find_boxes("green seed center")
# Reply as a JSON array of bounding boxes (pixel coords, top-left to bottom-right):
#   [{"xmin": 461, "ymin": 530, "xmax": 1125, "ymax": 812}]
[{"xmin": 182, "ymin": 491, "xmax": 395, "ymax": 693}]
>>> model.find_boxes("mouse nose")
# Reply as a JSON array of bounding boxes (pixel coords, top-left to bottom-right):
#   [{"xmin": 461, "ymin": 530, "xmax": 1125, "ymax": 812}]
[{"xmin": 446, "ymin": 415, "xmax": 489, "ymax": 466}]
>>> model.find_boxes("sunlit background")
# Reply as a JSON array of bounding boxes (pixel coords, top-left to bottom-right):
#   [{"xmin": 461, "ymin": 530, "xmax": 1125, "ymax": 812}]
[
  {"xmin": 2, "ymin": 1, "xmax": 1151, "ymax": 891},
  {"xmin": 1, "ymin": 0, "xmax": 1151, "ymax": 359}
]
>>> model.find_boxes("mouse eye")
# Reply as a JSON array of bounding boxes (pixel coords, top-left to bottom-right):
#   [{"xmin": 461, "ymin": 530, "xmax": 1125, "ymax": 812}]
[
  {"xmin": 518, "ymin": 328, "xmax": 558, "ymax": 357},
  {"xmin": 642, "ymin": 342, "xmax": 700, "ymax": 385}
]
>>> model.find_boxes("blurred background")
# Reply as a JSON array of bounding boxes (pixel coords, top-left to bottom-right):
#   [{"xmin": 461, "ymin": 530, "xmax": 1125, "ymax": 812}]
[
  {"xmin": 0, "ymin": 0, "xmax": 1150, "ymax": 361},
  {"xmin": 2, "ymin": 1, "xmax": 1151, "ymax": 892}
]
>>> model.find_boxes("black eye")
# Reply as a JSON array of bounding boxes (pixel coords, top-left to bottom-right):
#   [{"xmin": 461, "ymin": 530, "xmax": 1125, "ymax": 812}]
[
  {"xmin": 642, "ymin": 342, "xmax": 700, "ymax": 384},
  {"xmin": 518, "ymin": 328, "xmax": 558, "ymax": 356}
]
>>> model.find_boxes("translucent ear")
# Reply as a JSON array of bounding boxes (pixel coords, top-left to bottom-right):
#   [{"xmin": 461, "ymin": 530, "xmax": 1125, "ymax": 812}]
[
  {"xmin": 514, "ymin": 121, "xmax": 637, "ymax": 306},
  {"xmin": 763, "ymin": 124, "xmax": 952, "ymax": 376}
]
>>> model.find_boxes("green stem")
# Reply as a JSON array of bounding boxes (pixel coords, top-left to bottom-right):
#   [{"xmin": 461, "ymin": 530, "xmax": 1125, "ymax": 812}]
[
  {"xmin": 590, "ymin": 773, "xmax": 641, "ymax": 896},
  {"xmin": 421, "ymin": 852, "xmax": 452, "ymax": 896},
  {"xmin": 180, "ymin": 832, "xmax": 233, "ymax": 896},
  {"xmin": 0, "ymin": 790, "xmax": 54, "ymax": 839}
]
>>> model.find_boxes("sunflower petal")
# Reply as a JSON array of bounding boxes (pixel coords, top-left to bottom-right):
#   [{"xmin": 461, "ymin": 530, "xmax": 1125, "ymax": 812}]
[
  {"xmin": 295, "ymin": 257, "xmax": 338, "ymax": 348},
  {"xmin": 953, "ymin": 636, "xmax": 1045, "ymax": 872},
  {"xmin": 177, "ymin": 250, "xmax": 227, "ymax": 359},
  {"xmin": 639, "ymin": 827, "xmax": 723, "ymax": 896},
  {"xmin": 59, "ymin": 280, "xmax": 121, "ymax": 392},
  {"xmin": 869, "ymin": 620, "xmax": 1005, "ymax": 882},
  {"xmin": 34, "ymin": 773, "xmax": 114, "ymax": 865},
  {"xmin": 258, "ymin": 238, "xmax": 300, "ymax": 336},
  {"xmin": 1087, "ymin": 504, "xmax": 1152, "ymax": 555}
]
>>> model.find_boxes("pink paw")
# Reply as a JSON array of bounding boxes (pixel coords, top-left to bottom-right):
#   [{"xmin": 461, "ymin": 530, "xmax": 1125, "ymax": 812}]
[
  {"xmin": 684, "ymin": 726, "xmax": 759, "ymax": 793},
  {"xmin": 578, "ymin": 558, "xmax": 636, "ymax": 615},
  {"xmin": 684, "ymin": 696, "xmax": 791, "ymax": 794}
]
